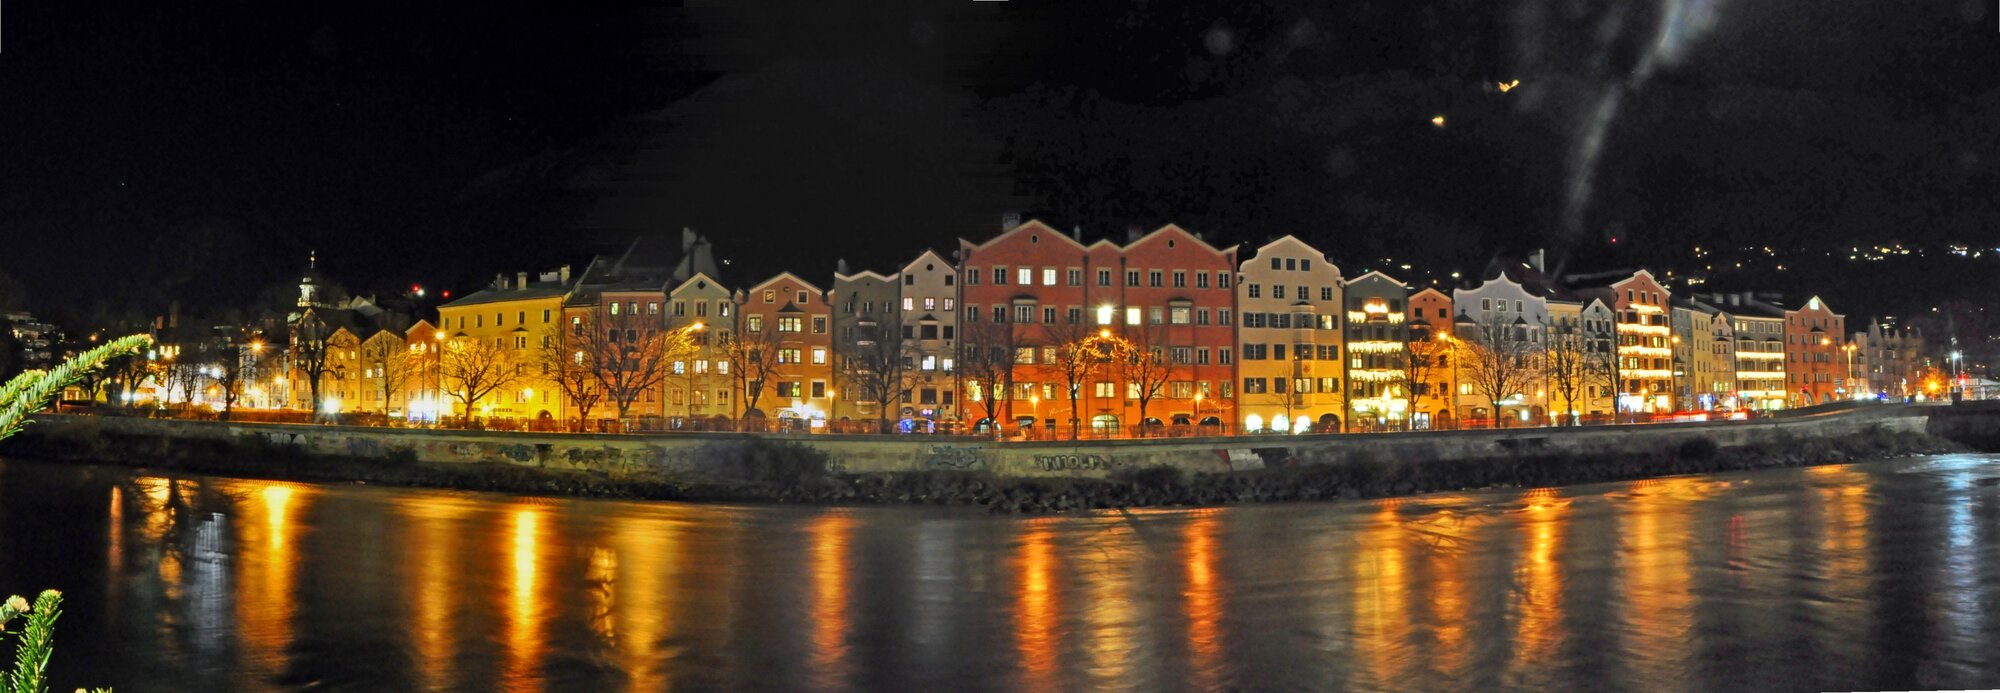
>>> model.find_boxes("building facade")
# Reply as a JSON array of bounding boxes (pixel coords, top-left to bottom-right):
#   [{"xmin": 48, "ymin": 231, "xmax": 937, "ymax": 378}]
[
  {"xmin": 830, "ymin": 265, "xmax": 902, "ymax": 425},
  {"xmin": 1406, "ymin": 287, "xmax": 1453, "ymax": 429},
  {"xmin": 1237, "ymin": 236, "xmax": 1344, "ymax": 434},
  {"xmin": 739, "ymin": 273, "xmax": 834, "ymax": 426},
  {"xmin": 899, "ymin": 250, "xmax": 962, "ymax": 427},
  {"xmin": 436, "ymin": 267, "xmax": 575, "ymax": 423},
  {"xmin": 1344, "ymin": 272, "xmax": 1410, "ymax": 432},
  {"xmin": 1785, "ymin": 296, "xmax": 1847, "ymax": 405},
  {"xmin": 1453, "ymin": 272, "xmax": 1549, "ymax": 425},
  {"xmin": 668, "ymin": 273, "xmax": 734, "ymax": 420},
  {"xmin": 1610, "ymin": 271, "xmax": 1673, "ymax": 413}
]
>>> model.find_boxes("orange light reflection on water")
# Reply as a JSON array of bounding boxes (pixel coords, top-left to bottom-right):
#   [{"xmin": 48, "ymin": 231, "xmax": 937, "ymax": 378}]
[
  {"xmin": 809, "ymin": 512, "xmax": 852, "ymax": 688},
  {"xmin": 237, "ymin": 482, "xmax": 310, "ymax": 682},
  {"xmin": 503, "ymin": 507, "xmax": 545, "ymax": 692},
  {"xmin": 1512, "ymin": 490, "xmax": 1567, "ymax": 671},
  {"xmin": 1013, "ymin": 522, "xmax": 1060, "ymax": 690},
  {"xmin": 1354, "ymin": 501, "xmax": 1412, "ymax": 687},
  {"xmin": 1183, "ymin": 512, "xmax": 1225, "ymax": 691}
]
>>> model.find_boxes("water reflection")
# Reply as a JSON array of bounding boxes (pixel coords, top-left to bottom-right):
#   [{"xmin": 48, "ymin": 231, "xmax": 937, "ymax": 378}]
[
  {"xmin": 504, "ymin": 506, "xmax": 544, "ymax": 691},
  {"xmin": 1183, "ymin": 511, "xmax": 1225, "ymax": 690},
  {"xmin": 8, "ymin": 455, "xmax": 2000, "ymax": 691},
  {"xmin": 1012, "ymin": 521, "xmax": 1059, "ymax": 691},
  {"xmin": 808, "ymin": 512, "xmax": 853, "ymax": 689}
]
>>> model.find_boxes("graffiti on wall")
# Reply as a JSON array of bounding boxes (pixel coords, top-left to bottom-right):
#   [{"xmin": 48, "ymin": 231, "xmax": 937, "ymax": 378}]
[
  {"xmin": 1032, "ymin": 454, "xmax": 1131, "ymax": 472},
  {"xmin": 924, "ymin": 445, "xmax": 986, "ymax": 470}
]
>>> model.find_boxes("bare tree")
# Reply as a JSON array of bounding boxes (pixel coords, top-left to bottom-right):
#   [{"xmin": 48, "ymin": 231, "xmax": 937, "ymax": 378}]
[
  {"xmin": 568, "ymin": 309, "xmax": 685, "ymax": 423},
  {"xmin": 838, "ymin": 310, "xmax": 913, "ymax": 432},
  {"xmin": 1588, "ymin": 342, "xmax": 1625, "ymax": 424},
  {"xmin": 211, "ymin": 330, "xmax": 264, "ymax": 422},
  {"xmin": 1544, "ymin": 325, "xmax": 1592, "ymax": 426},
  {"xmin": 1460, "ymin": 314, "xmax": 1543, "ymax": 429},
  {"xmin": 1403, "ymin": 328, "xmax": 1450, "ymax": 421},
  {"xmin": 441, "ymin": 337, "xmax": 517, "ymax": 423},
  {"xmin": 1047, "ymin": 321, "xmax": 1125, "ymax": 439},
  {"xmin": 722, "ymin": 317, "xmax": 782, "ymax": 423},
  {"xmin": 364, "ymin": 337, "xmax": 413, "ymax": 418},
  {"xmin": 538, "ymin": 323, "xmax": 600, "ymax": 430},
  {"xmin": 956, "ymin": 318, "xmax": 1014, "ymax": 429},
  {"xmin": 1120, "ymin": 322, "xmax": 1177, "ymax": 432},
  {"xmin": 292, "ymin": 313, "xmax": 334, "ymax": 416},
  {"xmin": 161, "ymin": 358, "xmax": 205, "ymax": 413}
]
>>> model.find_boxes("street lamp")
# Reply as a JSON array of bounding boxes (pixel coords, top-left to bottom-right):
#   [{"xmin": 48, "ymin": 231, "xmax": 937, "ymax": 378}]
[{"xmin": 1029, "ymin": 394, "xmax": 1040, "ymax": 439}]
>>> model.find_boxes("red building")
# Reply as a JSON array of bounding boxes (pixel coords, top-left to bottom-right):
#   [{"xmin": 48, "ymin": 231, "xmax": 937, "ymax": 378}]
[
  {"xmin": 958, "ymin": 220, "xmax": 1237, "ymax": 436},
  {"xmin": 1610, "ymin": 270, "xmax": 1673, "ymax": 413},
  {"xmin": 1784, "ymin": 296, "xmax": 1846, "ymax": 406}
]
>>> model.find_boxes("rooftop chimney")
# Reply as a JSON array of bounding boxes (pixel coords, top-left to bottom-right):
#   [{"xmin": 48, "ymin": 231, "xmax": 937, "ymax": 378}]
[
  {"xmin": 559, "ymin": 265, "xmax": 571, "ymax": 284},
  {"xmin": 1002, "ymin": 212, "xmax": 1021, "ymax": 232},
  {"xmin": 1528, "ymin": 249, "xmax": 1546, "ymax": 273},
  {"xmin": 517, "ymin": 272, "xmax": 529, "ymax": 289},
  {"xmin": 836, "ymin": 258, "xmax": 850, "ymax": 275},
  {"xmin": 1072, "ymin": 226, "xmax": 1083, "ymax": 242}
]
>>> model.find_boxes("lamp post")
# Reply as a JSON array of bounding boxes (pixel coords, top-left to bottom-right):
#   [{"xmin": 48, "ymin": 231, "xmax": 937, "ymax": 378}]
[
  {"xmin": 1841, "ymin": 342, "xmax": 1856, "ymax": 398},
  {"xmin": 1193, "ymin": 391, "xmax": 1205, "ymax": 433}
]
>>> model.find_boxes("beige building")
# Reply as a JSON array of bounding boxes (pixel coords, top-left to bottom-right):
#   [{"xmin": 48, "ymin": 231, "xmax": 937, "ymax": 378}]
[{"xmin": 1236, "ymin": 236, "xmax": 1344, "ymax": 433}]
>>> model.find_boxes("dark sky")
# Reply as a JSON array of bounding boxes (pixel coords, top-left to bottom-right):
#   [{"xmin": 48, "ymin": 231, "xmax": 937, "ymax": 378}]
[{"xmin": 3, "ymin": 0, "xmax": 1997, "ymax": 326}]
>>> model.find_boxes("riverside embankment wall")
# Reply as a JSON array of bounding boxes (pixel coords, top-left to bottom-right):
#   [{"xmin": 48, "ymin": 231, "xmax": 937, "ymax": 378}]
[{"xmin": 10, "ymin": 407, "xmax": 1938, "ymax": 480}]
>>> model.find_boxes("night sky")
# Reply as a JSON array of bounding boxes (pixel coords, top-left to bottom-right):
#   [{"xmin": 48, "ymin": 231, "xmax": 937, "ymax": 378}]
[{"xmin": 3, "ymin": 0, "xmax": 1997, "ymax": 328}]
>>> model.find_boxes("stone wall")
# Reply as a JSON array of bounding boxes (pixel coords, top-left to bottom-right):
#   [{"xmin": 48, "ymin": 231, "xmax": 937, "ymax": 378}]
[{"xmin": 14, "ymin": 406, "xmax": 1937, "ymax": 480}]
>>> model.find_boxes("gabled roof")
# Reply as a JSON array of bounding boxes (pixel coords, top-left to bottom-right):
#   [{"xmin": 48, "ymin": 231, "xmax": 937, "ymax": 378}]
[
  {"xmin": 901, "ymin": 249, "xmax": 955, "ymax": 274},
  {"xmin": 1244, "ymin": 235, "xmax": 1341, "ymax": 275},
  {"xmin": 1123, "ymin": 223, "xmax": 1240, "ymax": 257},
  {"xmin": 960, "ymin": 219, "xmax": 1089, "ymax": 253},
  {"xmin": 669, "ymin": 272, "xmax": 729, "ymax": 297},
  {"xmin": 749, "ymin": 271, "xmax": 824, "ymax": 295},
  {"xmin": 442, "ymin": 282, "xmax": 571, "ymax": 309},
  {"xmin": 1345, "ymin": 270, "xmax": 1407, "ymax": 289}
]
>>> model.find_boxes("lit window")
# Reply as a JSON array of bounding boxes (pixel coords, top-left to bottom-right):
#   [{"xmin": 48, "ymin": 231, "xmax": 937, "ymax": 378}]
[
  {"xmin": 924, "ymin": 297, "xmax": 936, "ymax": 311},
  {"xmin": 1042, "ymin": 268, "xmax": 1056, "ymax": 286},
  {"xmin": 1018, "ymin": 267, "xmax": 1034, "ymax": 284},
  {"xmin": 1097, "ymin": 305, "xmax": 1115, "ymax": 325},
  {"xmin": 1126, "ymin": 307, "xmax": 1141, "ymax": 325},
  {"xmin": 812, "ymin": 347, "xmax": 827, "ymax": 365},
  {"xmin": 903, "ymin": 297, "xmax": 914, "ymax": 311}
]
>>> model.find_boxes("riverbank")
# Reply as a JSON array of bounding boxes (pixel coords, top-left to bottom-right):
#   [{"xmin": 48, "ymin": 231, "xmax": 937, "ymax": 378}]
[{"xmin": 0, "ymin": 414, "xmax": 1971, "ymax": 512}]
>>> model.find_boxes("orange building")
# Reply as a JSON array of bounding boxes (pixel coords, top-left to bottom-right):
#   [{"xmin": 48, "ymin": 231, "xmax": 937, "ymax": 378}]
[
  {"xmin": 958, "ymin": 220, "xmax": 1237, "ymax": 436},
  {"xmin": 1610, "ymin": 270, "xmax": 1673, "ymax": 413},
  {"xmin": 1406, "ymin": 287, "xmax": 1454, "ymax": 429},
  {"xmin": 1784, "ymin": 296, "xmax": 1846, "ymax": 405},
  {"xmin": 739, "ymin": 273, "xmax": 834, "ymax": 426}
]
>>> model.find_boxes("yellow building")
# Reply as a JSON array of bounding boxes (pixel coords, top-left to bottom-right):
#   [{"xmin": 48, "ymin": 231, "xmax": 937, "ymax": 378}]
[{"xmin": 436, "ymin": 267, "xmax": 575, "ymax": 424}]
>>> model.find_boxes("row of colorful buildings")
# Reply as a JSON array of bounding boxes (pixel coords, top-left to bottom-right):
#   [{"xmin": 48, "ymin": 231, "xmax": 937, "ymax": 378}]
[{"xmin": 242, "ymin": 220, "xmax": 1939, "ymax": 434}]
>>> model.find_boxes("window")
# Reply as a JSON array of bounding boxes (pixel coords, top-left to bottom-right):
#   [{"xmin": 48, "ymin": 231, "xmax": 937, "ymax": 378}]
[
  {"xmin": 812, "ymin": 347, "xmax": 827, "ymax": 365},
  {"xmin": 813, "ymin": 317, "xmax": 827, "ymax": 333},
  {"xmin": 747, "ymin": 315, "xmax": 764, "ymax": 331},
  {"xmin": 764, "ymin": 290, "xmax": 776, "ymax": 303},
  {"xmin": 1098, "ymin": 269, "xmax": 1112, "ymax": 286},
  {"xmin": 778, "ymin": 382, "xmax": 803, "ymax": 398},
  {"xmin": 1197, "ymin": 273, "xmax": 1210, "ymax": 288},
  {"xmin": 1042, "ymin": 268, "xmax": 1056, "ymax": 286},
  {"xmin": 1321, "ymin": 287, "xmax": 1334, "ymax": 301},
  {"xmin": 1043, "ymin": 307, "xmax": 1056, "ymax": 324},
  {"xmin": 1067, "ymin": 268, "xmax": 1082, "ymax": 286},
  {"xmin": 1219, "ymin": 347, "xmax": 1232, "ymax": 364},
  {"xmin": 1126, "ymin": 307, "xmax": 1141, "ymax": 325},
  {"xmin": 1015, "ymin": 347, "xmax": 1035, "ymax": 364},
  {"xmin": 993, "ymin": 306, "xmax": 1006, "ymax": 323},
  {"xmin": 1148, "ymin": 270, "xmax": 1163, "ymax": 287},
  {"xmin": 650, "ymin": 302, "xmax": 661, "ymax": 315},
  {"xmin": 1218, "ymin": 273, "xmax": 1231, "ymax": 288},
  {"xmin": 1197, "ymin": 309, "xmax": 1210, "ymax": 325},
  {"xmin": 1148, "ymin": 306, "xmax": 1163, "ymax": 324},
  {"xmin": 1067, "ymin": 307, "xmax": 1082, "ymax": 324},
  {"xmin": 903, "ymin": 297, "xmax": 914, "ymax": 311},
  {"xmin": 1015, "ymin": 304, "xmax": 1035, "ymax": 323},
  {"xmin": 1248, "ymin": 284, "xmax": 1262, "ymax": 299},
  {"xmin": 542, "ymin": 309, "xmax": 552, "ymax": 323},
  {"xmin": 777, "ymin": 317, "xmax": 802, "ymax": 332},
  {"xmin": 1244, "ymin": 313, "xmax": 1265, "ymax": 328},
  {"xmin": 1127, "ymin": 270, "xmax": 1140, "ymax": 287},
  {"xmin": 1274, "ymin": 285, "xmax": 1286, "ymax": 299},
  {"xmin": 795, "ymin": 291, "xmax": 808, "ymax": 304},
  {"xmin": 1219, "ymin": 309, "xmax": 1232, "ymax": 325},
  {"xmin": 1018, "ymin": 267, "xmax": 1034, "ymax": 285},
  {"xmin": 1270, "ymin": 258, "xmax": 1282, "ymax": 270},
  {"xmin": 1302, "ymin": 259, "xmax": 1312, "ymax": 271},
  {"xmin": 1244, "ymin": 378, "xmax": 1268, "ymax": 394},
  {"xmin": 1243, "ymin": 344, "xmax": 1267, "ymax": 360},
  {"xmin": 1173, "ymin": 271, "xmax": 1187, "ymax": 288},
  {"xmin": 967, "ymin": 268, "xmax": 980, "ymax": 285},
  {"xmin": 924, "ymin": 297, "xmax": 936, "ymax": 311},
  {"xmin": 994, "ymin": 267, "xmax": 1007, "ymax": 285},
  {"xmin": 1170, "ymin": 305, "xmax": 1191, "ymax": 325},
  {"xmin": 1197, "ymin": 348, "xmax": 1210, "ymax": 364},
  {"xmin": 777, "ymin": 348, "xmax": 802, "ymax": 364}
]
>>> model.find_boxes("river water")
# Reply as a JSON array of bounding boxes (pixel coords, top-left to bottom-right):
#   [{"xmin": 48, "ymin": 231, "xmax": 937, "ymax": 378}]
[{"xmin": 3, "ymin": 454, "xmax": 2000, "ymax": 691}]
